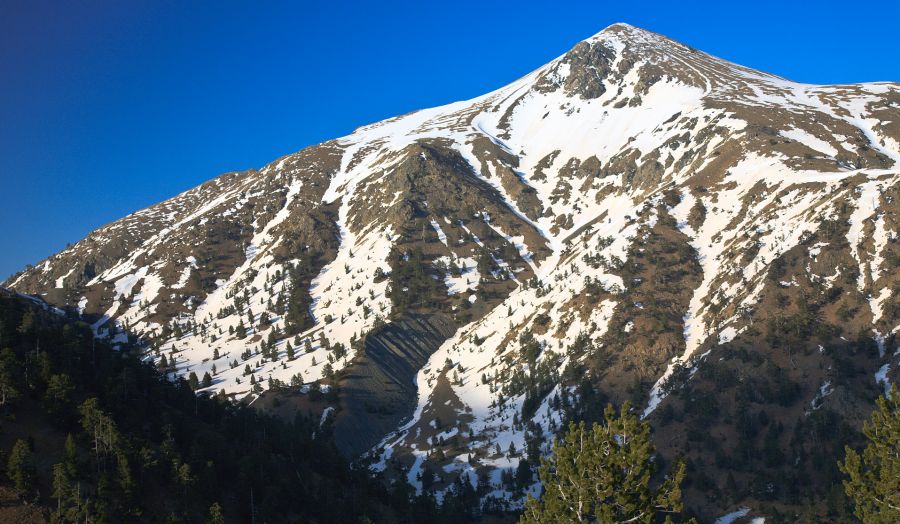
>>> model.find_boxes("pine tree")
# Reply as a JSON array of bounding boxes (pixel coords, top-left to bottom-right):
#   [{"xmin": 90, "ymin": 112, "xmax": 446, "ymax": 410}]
[
  {"xmin": 17, "ymin": 309, "xmax": 36, "ymax": 334},
  {"xmin": 201, "ymin": 372, "xmax": 212, "ymax": 388},
  {"xmin": 477, "ymin": 247, "xmax": 494, "ymax": 276},
  {"xmin": 285, "ymin": 262, "xmax": 313, "ymax": 334},
  {"xmin": 0, "ymin": 348, "xmax": 19, "ymax": 408},
  {"xmin": 286, "ymin": 342, "xmax": 296, "ymax": 361},
  {"xmin": 51, "ymin": 462, "xmax": 71, "ymax": 519},
  {"xmin": 6, "ymin": 438, "xmax": 35, "ymax": 496},
  {"xmin": 79, "ymin": 398, "xmax": 121, "ymax": 466},
  {"xmin": 839, "ymin": 386, "xmax": 899, "ymax": 524},
  {"xmin": 520, "ymin": 403, "xmax": 691, "ymax": 524},
  {"xmin": 174, "ymin": 461, "xmax": 195, "ymax": 497},
  {"xmin": 188, "ymin": 371, "xmax": 200, "ymax": 391},
  {"xmin": 63, "ymin": 433, "xmax": 78, "ymax": 478},
  {"xmin": 44, "ymin": 373, "xmax": 75, "ymax": 418},
  {"xmin": 206, "ymin": 502, "xmax": 226, "ymax": 524},
  {"xmin": 116, "ymin": 449, "xmax": 133, "ymax": 496}
]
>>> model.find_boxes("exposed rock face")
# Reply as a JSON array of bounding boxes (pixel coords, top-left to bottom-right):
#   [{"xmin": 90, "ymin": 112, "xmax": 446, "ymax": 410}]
[
  {"xmin": 535, "ymin": 39, "xmax": 617, "ymax": 99},
  {"xmin": 7, "ymin": 22, "xmax": 900, "ymax": 521},
  {"xmin": 333, "ymin": 313, "xmax": 456, "ymax": 457}
]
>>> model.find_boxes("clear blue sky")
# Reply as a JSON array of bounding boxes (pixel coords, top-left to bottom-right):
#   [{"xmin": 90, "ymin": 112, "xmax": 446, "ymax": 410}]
[{"xmin": 1, "ymin": 0, "xmax": 898, "ymax": 281}]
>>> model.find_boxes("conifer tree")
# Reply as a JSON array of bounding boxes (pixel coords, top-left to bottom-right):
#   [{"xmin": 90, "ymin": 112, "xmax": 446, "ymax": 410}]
[
  {"xmin": 17, "ymin": 309, "xmax": 36, "ymax": 334},
  {"xmin": 6, "ymin": 438, "xmax": 35, "ymax": 496},
  {"xmin": 63, "ymin": 433, "xmax": 78, "ymax": 478},
  {"xmin": 235, "ymin": 319, "xmax": 247, "ymax": 339},
  {"xmin": 51, "ymin": 462, "xmax": 71, "ymax": 519},
  {"xmin": 44, "ymin": 372, "xmax": 75, "ymax": 418},
  {"xmin": 286, "ymin": 342, "xmax": 295, "ymax": 361},
  {"xmin": 477, "ymin": 247, "xmax": 494, "ymax": 276},
  {"xmin": 79, "ymin": 398, "xmax": 121, "ymax": 466},
  {"xmin": 0, "ymin": 347, "xmax": 20, "ymax": 408},
  {"xmin": 174, "ymin": 461, "xmax": 195, "ymax": 497},
  {"xmin": 116, "ymin": 449, "xmax": 134, "ymax": 497},
  {"xmin": 206, "ymin": 502, "xmax": 226, "ymax": 524},
  {"xmin": 520, "ymin": 402, "xmax": 691, "ymax": 524},
  {"xmin": 839, "ymin": 386, "xmax": 900, "ymax": 524},
  {"xmin": 188, "ymin": 371, "xmax": 200, "ymax": 391}
]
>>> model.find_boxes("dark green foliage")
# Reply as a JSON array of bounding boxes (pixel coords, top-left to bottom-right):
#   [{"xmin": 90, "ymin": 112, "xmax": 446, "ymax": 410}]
[
  {"xmin": 520, "ymin": 403, "xmax": 693, "ymax": 523},
  {"xmin": 188, "ymin": 371, "xmax": 200, "ymax": 391},
  {"xmin": 206, "ymin": 502, "xmax": 225, "ymax": 524},
  {"xmin": 234, "ymin": 319, "xmax": 247, "ymax": 339},
  {"xmin": 514, "ymin": 330, "xmax": 562, "ymax": 421},
  {"xmin": 6, "ymin": 438, "xmax": 34, "ymax": 496},
  {"xmin": 477, "ymin": 247, "xmax": 495, "ymax": 276},
  {"xmin": 0, "ymin": 346, "xmax": 20, "ymax": 407},
  {"xmin": 284, "ymin": 251, "xmax": 322, "ymax": 335},
  {"xmin": 839, "ymin": 386, "xmax": 900, "ymax": 523},
  {"xmin": 0, "ymin": 291, "xmax": 470, "ymax": 523},
  {"xmin": 44, "ymin": 373, "xmax": 75, "ymax": 421},
  {"xmin": 387, "ymin": 246, "xmax": 440, "ymax": 314},
  {"xmin": 286, "ymin": 341, "xmax": 295, "ymax": 361}
]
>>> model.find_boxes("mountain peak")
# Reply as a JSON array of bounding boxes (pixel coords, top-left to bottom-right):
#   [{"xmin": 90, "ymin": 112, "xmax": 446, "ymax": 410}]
[
  {"xmin": 538, "ymin": 22, "xmax": 802, "ymax": 100},
  {"xmin": 8, "ymin": 21, "xmax": 900, "ymax": 523},
  {"xmin": 585, "ymin": 22, "xmax": 672, "ymax": 47},
  {"xmin": 591, "ymin": 21, "xmax": 646, "ymax": 36},
  {"xmin": 533, "ymin": 22, "xmax": 705, "ymax": 100}
]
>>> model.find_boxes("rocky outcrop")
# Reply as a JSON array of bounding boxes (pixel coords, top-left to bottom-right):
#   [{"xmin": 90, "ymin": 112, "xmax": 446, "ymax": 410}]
[{"xmin": 333, "ymin": 313, "xmax": 456, "ymax": 456}]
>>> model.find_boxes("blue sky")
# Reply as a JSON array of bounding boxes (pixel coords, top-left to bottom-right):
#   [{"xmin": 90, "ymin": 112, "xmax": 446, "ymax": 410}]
[{"xmin": 1, "ymin": 0, "xmax": 898, "ymax": 281}]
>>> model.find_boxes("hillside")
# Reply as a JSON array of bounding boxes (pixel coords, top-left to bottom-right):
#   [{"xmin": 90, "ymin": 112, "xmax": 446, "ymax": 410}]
[
  {"xmin": 6, "ymin": 23, "xmax": 899, "ymax": 521},
  {"xmin": 0, "ymin": 289, "xmax": 487, "ymax": 522}
]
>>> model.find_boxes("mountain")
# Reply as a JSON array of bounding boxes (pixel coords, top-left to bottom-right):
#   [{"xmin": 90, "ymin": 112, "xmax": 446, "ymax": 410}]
[{"xmin": 6, "ymin": 23, "xmax": 899, "ymax": 521}]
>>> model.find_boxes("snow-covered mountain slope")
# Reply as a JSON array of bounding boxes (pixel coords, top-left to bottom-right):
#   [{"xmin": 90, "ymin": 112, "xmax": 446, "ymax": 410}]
[{"xmin": 7, "ymin": 23, "xmax": 899, "ymax": 520}]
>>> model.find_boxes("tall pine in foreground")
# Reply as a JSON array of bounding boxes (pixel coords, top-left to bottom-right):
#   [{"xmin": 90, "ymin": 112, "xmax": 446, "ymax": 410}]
[
  {"xmin": 520, "ymin": 402, "xmax": 692, "ymax": 524},
  {"xmin": 839, "ymin": 385, "xmax": 900, "ymax": 524}
]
